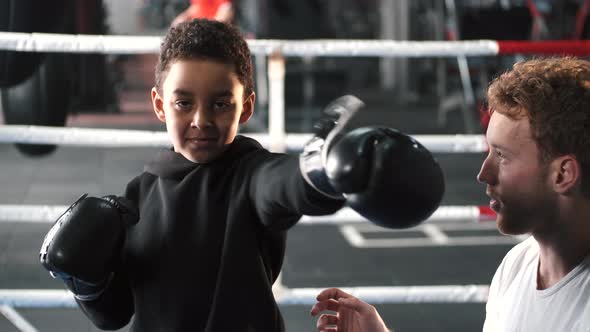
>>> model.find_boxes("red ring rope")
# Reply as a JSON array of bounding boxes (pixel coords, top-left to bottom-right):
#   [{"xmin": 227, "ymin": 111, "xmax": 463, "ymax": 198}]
[{"xmin": 498, "ymin": 40, "xmax": 590, "ymax": 56}]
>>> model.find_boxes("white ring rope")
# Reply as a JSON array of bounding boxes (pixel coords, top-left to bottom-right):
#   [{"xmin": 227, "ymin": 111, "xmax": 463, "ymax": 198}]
[
  {"xmin": 0, "ymin": 290, "xmax": 76, "ymax": 308},
  {"xmin": 3, "ymin": 32, "xmax": 590, "ymax": 57},
  {"xmin": 0, "ymin": 32, "xmax": 161, "ymax": 54},
  {"xmin": 0, "ymin": 125, "xmax": 170, "ymax": 148},
  {"xmin": 275, "ymin": 285, "xmax": 490, "ymax": 305},
  {"xmin": 0, "ymin": 205, "xmax": 68, "ymax": 223},
  {"xmin": 0, "ymin": 32, "xmax": 500, "ymax": 57},
  {"xmin": 0, "ymin": 205, "xmax": 495, "ymax": 224},
  {"xmin": 0, "ymin": 125, "xmax": 488, "ymax": 153},
  {"xmin": 0, "ymin": 285, "xmax": 489, "ymax": 307},
  {"xmin": 298, "ymin": 206, "xmax": 495, "ymax": 224}
]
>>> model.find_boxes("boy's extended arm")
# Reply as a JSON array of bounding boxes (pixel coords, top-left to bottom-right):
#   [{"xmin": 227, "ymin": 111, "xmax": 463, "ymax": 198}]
[
  {"xmin": 249, "ymin": 95, "xmax": 445, "ymax": 231},
  {"xmin": 249, "ymin": 153, "xmax": 345, "ymax": 230}
]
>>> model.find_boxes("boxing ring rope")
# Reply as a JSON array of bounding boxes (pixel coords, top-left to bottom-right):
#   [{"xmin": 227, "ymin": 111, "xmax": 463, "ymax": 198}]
[
  {"xmin": 1, "ymin": 32, "xmax": 500, "ymax": 56},
  {"xmin": 0, "ymin": 125, "xmax": 488, "ymax": 153},
  {"xmin": 0, "ymin": 285, "xmax": 489, "ymax": 308},
  {"xmin": 5, "ymin": 33, "xmax": 585, "ymax": 318},
  {"xmin": 0, "ymin": 205, "xmax": 496, "ymax": 224},
  {"xmin": 2, "ymin": 32, "xmax": 590, "ymax": 56}
]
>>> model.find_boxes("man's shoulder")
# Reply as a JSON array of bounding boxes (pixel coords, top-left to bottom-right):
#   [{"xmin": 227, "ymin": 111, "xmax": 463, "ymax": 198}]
[
  {"xmin": 506, "ymin": 236, "xmax": 537, "ymax": 258},
  {"xmin": 497, "ymin": 236, "xmax": 538, "ymax": 278}
]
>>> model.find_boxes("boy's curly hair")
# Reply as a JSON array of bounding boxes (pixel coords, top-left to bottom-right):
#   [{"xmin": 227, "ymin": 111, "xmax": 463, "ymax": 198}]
[
  {"xmin": 155, "ymin": 19, "xmax": 253, "ymax": 98},
  {"xmin": 487, "ymin": 56, "xmax": 590, "ymax": 195}
]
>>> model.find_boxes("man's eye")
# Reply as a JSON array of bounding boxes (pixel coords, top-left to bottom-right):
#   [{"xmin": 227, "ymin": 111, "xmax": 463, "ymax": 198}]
[{"xmin": 496, "ymin": 151, "xmax": 504, "ymax": 159}]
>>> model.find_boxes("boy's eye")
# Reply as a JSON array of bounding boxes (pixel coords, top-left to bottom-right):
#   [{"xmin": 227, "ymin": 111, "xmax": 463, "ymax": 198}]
[
  {"xmin": 175, "ymin": 100, "xmax": 192, "ymax": 110},
  {"xmin": 213, "ymin": 101, "xmax": 232, "ymax": 111}
]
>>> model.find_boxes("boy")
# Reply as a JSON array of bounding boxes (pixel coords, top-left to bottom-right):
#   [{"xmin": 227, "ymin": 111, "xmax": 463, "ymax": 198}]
[{"xmin": 40, "ymin": 19, "xmax": 444, "ymax": 331}]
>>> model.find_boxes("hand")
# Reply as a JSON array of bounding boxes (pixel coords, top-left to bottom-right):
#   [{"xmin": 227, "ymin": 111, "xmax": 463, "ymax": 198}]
[{"xmin": 311, "ymin": 288, "xmax": 390, "ymax": 332}]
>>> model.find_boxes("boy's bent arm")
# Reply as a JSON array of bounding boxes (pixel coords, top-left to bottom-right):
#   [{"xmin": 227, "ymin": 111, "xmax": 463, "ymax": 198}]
[
  {"xmin": 76, "ymin": 269, "xmax": 134, "ymax": 330},
  {"xmin": 76, "ymin": 176, "xmax": 140, "ymax": 329},
  {"xmin": 249, "ymin": 153, "xmax": 345, "ymax": 230}
]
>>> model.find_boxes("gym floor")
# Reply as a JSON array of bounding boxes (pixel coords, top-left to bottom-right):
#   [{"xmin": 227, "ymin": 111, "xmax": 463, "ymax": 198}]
[{"xmin": 0, "ymin": 55, "xmax": 519, "ymax": 332}]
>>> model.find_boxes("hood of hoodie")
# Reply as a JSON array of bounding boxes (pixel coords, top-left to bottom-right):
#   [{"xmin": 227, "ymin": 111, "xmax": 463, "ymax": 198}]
[{"xmin": 144, "ymin": 135, "xmax": 264, "ymax": 179}]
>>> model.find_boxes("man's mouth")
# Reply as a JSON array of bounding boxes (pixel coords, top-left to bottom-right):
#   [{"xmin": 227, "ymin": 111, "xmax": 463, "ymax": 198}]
[
  {"xmin": 489, "ymin": 198, "xmax": 501, "ymax": 212},
  {"xmin": 486, "ymin": 190, "xmax": 501, "ymax": 212}
]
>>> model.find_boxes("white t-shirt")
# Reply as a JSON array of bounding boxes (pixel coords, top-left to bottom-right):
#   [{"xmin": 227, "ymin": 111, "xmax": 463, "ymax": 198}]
[{"xmin": 483, "ymin": 236, "xmax": 590, "ymax": 332}]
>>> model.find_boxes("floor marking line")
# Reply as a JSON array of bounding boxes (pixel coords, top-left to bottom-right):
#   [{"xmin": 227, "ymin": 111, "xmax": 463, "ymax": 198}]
[
  {"xmin": 355, "ymin": 236, "xmax": 522, "ymax": 248},
  {"xmin": 0, "ymin": 305, "xmax": 38, "ymax": 332},
  {"xmin": 338, "ymin": 223, "xmax": 525, "ymax": 248},
  {"xmin": 422, "ymin": 224, "xmax": 449, "ymax": 244},
  {"xmin": 339, "ymin": 225, "xmax": 366, "ymax": 247}
]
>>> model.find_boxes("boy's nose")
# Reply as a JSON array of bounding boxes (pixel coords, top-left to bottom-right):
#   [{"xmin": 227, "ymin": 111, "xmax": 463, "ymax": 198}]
[{"xmin": 191, "ymin": 109, "xmax": 213, "ymax": 129}]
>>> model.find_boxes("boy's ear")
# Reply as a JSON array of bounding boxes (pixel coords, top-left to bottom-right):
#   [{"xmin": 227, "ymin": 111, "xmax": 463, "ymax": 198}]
[
  {"xmin": 151, "ymin": 87, "xmax": 166, "ymax": 123},
  {"xmin": 239, "ymin": 92, "xmax": 255, "ymax": 124},
  {"xmin": 551, "ymin": 155, "xmax": 580, "ymax": 194}
]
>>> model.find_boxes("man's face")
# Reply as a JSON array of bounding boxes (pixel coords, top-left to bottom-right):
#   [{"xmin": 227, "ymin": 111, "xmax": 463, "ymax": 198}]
[
  {"xmin": 477, "ymin": 111, "xmax": 556, "ymax": 235},
  {"xmin": 151, "ymin": 58, "xmax": 254, "ymax": 163}
]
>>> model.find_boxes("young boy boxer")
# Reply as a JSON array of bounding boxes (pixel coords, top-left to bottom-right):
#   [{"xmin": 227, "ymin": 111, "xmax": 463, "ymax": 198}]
[{"xmin": 40, "ymin": 19, "xmax": 444, "ymax": 331}]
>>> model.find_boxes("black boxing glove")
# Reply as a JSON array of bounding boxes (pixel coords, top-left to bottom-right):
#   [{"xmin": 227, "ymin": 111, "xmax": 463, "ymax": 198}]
[
  {"xmin": 300, "ymin": 95, "xmax": 445, "ymax": 228},
  {"xmin": 39, "ymin": 194, "xmax": 138, "ymax": 300}
]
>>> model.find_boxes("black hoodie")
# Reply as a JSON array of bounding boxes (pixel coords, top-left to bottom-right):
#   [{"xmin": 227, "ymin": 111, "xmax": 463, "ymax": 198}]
[{"xmin": 76, "ymin": 136, "xmax": 344, "ymax": 332}]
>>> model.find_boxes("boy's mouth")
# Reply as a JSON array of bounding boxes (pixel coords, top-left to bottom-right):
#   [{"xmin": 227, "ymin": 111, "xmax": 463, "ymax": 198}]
[{"xmin": 186, "ymin": 137, "xmax": 217, "ymax": 148}]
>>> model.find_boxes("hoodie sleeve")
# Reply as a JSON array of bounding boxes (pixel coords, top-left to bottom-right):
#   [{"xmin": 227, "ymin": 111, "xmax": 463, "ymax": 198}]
[
  {"xmin": 248, "ymin": 152, "xmax": 345, "ymax": 231},
  {"xmin": 76, "ymin": 269, "xmax": 134, "ymax": 330}
]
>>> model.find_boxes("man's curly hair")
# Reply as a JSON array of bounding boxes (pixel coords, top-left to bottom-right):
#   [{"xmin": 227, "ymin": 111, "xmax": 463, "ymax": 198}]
[
  {"xmin": 155, "ymin": 19, "xmax": 253, "ymax": 98},
  {"xmin": 487, "ymin": 56, "xmax": 590, "ymax": 195}
]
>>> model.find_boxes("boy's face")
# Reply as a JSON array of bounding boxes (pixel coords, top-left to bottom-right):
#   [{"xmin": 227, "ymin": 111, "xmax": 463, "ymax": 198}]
[{"xmin": 151, "ymin": 58, "xmax": 254, "ymax": 163}]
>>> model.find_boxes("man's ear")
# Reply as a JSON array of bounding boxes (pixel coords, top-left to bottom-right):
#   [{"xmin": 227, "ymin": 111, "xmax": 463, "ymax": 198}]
[
  {"xmin": 151, "ymin": 87, "xmax": 166, "ymax": 123},
  {"xmin": 551, "ymin": 155, "xmax": 580, "ymax": 194},
  {"xmin": 239, "ymin": 92, "xmax": 255, "ymax": 124}
]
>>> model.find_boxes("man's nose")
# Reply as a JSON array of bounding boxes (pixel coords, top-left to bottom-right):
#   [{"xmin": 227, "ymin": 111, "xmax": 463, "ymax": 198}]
[{"xmin": 476, "ymin": 154, "xmax": 496, "ymax": 185}]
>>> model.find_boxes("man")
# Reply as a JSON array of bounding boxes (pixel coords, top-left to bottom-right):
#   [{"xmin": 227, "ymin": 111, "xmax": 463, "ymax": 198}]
[{"xmin": 312, "ymin": 57, "xmax": 590, "ymax": 331}]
